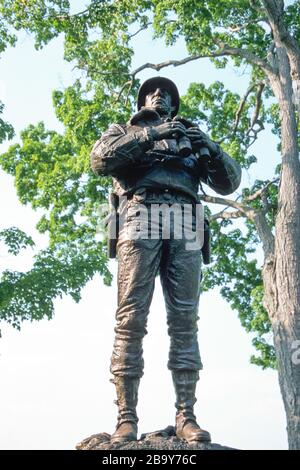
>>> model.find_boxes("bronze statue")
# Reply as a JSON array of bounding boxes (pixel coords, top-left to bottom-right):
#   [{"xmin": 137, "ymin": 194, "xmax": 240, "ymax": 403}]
[{"xmin": 91, "ymin": 77, "xmax": 241, "ymax": 444}]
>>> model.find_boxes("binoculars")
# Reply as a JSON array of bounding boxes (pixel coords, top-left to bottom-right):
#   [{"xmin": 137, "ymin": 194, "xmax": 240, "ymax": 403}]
[{"xmin": 173, "ymin": 117, "xmax": 210, "ymax": 159}]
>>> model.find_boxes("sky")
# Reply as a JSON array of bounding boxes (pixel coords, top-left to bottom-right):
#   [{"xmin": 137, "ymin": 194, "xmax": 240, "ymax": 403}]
[{"xmin": 0, "ymin": 5, "xmax": 288, "ymax": 450}]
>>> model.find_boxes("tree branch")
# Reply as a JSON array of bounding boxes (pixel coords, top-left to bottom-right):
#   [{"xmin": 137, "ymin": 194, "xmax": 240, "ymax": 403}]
[
  {"xmin": 55, "ymin": 8, "xmax": 90, "ymax": 20},
  {"xmin": 129, "ymin": 22, "xmax": 153, "ymax": 39},
  {"xmin": 239, "ymin": 82, "xmax": 265, "ymax": 147},
  {"xmin": 217, "ymin": 81, "xmax": 265, "ymax": 146},
  {"xmin": 249, "ymin": 0, "xmax": 266, "ymax": 14},
  {"xmin": 114, "ymin": 80, "xmax": 133, "ymax": 102},
  {"xmin": 210, "ymin": 209, "xmax": 245, "ymax": 220},
  {"xmin": 231, "ymin": 83, "xmax": 257, "ymax": 136},
  {"xmin": 250, "ymin": 82, "xmax": 265, "ymax": 128},
  {"xmin": 228, "ymin": 17, "xmax": 268, "ymax": 32},
  {"xmin": 131, "ymin": 55, "xmax": 202, "ymax": 77},
  {"xmin": 199, "ymin": 192, "xmax": 275, "ymax": 257},
  {"xmin": 245, "ymin": 178, "xmax": 279, "ymax": 203},
  {"xmin": 130, "ymin": 44, "xmax": 276, "ymax": 79},
  {"xmin": 199, "ymin": 194, "xmax": 248, "ymax": 213},
  {"xmin": 262, "ymin": 0, "xmax": 300, "ymax": 84}
]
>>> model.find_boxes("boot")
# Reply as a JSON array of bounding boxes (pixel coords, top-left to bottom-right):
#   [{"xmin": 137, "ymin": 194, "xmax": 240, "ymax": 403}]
[
  {"xmin": 110, "ymin": 376, "xmax": 140, "ymax": 443},
  {"xmin": 172, "ymin": 370, "xmax": 211, "ymax": 444}
]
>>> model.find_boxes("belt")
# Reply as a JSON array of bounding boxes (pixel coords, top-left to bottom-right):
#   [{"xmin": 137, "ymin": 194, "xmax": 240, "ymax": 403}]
[{"xmin": 140, "ymin": 188, "xmax": 197, "ymax": 204}]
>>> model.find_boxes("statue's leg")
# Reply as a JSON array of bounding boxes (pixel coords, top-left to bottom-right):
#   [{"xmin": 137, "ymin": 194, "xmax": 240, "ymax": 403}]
[
  {"xmin": 110, "ymin": 235, "xmax": 162, "ymax": 442},
  {"xmin": 160, "ymin": 229, "xmax": 211, "ymax": 443},
  {"xmin": 160, "ymin": 233, "xmax": 202, "ymax": 372}
]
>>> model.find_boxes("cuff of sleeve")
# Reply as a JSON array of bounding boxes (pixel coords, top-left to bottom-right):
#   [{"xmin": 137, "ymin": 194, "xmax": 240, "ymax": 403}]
[{"xmin": 207, "ymin": 143, "xmax": 224, "ymax": 166}]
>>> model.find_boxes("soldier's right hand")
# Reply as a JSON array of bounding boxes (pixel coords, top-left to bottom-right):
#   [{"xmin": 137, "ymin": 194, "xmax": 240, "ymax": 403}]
[{"xmin": 148, "ymin": 121, "xmax": 186, "ymax": 141}]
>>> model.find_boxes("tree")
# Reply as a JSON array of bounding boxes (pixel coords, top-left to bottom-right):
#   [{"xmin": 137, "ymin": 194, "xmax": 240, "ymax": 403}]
[
  {"xmin": 0, "ymin": 26, "xmax": 26, "ymax": 325},
  {"xmin": 0, "ymin": 0, "xmax": 300, "ymax": 448}
]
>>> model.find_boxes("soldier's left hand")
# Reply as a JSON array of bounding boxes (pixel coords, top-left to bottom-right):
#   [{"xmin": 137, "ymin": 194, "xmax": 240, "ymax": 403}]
[{"xmin": 186, "ymin": 127, "xmax": 219, "ymax": 156}]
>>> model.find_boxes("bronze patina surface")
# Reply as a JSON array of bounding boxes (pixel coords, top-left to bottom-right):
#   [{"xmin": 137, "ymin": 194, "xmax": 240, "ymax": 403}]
[{"xmin": 91, "ymin": 76, "xmax": 241, "ymax": 444}]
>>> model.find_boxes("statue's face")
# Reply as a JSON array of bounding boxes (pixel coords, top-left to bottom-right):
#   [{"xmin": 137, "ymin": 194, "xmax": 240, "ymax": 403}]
[{"xmin": 144, "ymin": 87, "xmax": 173, "ymax": 116}]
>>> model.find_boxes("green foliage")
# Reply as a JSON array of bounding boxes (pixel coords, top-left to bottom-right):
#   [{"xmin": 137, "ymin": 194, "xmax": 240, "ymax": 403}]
[
  {"xmin": 250, "ymin": 285, "xmax": 277, "ymax": 369},
  {"xmin": 0, "ymin": 0, "xmax": 70, "ymax": 48},
  {"xmin": 180, "ymin": 81, "xmax": 265, "ymax": 167},
  {"xmin": 0, "ymin": 0, "xmax": 295, "ymax": 368},
  {"xmin": 152, "ymin": 0, "xmax": 270, "ymax": 63},
  {"xmin": 0, "ymin": 227, "xmax": 34, "ymax": 255},
  {"xmin": 0, "ymin": 102, "xmax": 14, "ymax": 143},
  {"xmin": 0, "ymin": 242, "xmax": 112, "ymax": 329},
  {"xmin": 0, "ymin": 6, "xmax": 16, "ymax": 53}
]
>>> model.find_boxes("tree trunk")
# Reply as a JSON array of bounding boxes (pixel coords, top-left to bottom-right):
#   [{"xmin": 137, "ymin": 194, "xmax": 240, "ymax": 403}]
[{"xmin": 263, "ymin": 42, "xmax": 300, "ymax": 449}]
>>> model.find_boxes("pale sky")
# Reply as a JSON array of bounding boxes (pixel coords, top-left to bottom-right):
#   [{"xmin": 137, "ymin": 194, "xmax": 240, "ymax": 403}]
[{"xmin": 0, "ymin": 7, "xmax": 288, "ymax": 450}]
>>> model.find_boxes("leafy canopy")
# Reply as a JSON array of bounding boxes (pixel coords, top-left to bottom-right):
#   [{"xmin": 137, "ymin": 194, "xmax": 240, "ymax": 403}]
[{"xmin": 1, "ymin": 0, "xmax": 296, "ymax": 368}]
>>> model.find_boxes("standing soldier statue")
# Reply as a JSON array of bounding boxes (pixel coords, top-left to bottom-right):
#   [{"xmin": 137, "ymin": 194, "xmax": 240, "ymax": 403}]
[{"xmin": 91, "ymin": 77, "xmax": 241, "ymax": 444}]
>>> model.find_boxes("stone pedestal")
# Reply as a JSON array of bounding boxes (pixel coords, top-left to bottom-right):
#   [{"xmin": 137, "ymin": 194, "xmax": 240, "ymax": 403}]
[{"xmin": 76, "ymin": 426, "xmax": 236, "ymax": 450}]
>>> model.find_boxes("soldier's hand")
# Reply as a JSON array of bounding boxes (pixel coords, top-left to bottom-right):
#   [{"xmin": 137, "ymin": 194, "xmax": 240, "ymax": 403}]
[
  {"xmin": 186, "ymin": 127, "xmax": 219, "ymax": 156},
  {"xmin": 148, "ymin": 121, "xmax": 186, "ymax": 141}
]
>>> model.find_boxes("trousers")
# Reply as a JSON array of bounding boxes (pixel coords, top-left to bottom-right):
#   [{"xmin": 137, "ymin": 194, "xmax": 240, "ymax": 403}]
[{"xmin": 110, "ymin": 190, "xmax": 203, "ymax": 378}]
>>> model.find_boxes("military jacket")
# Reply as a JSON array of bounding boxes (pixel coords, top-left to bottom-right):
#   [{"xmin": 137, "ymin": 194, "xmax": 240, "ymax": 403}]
[{"xmin": 91, "ymin": 109, "xmax": 241, "ymax": 201}]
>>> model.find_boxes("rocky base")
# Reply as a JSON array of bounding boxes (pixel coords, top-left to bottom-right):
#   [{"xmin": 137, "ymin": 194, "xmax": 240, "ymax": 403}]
[{"xmin": 76, "ymin": 426, "xmax": 236, "ymax": 450}]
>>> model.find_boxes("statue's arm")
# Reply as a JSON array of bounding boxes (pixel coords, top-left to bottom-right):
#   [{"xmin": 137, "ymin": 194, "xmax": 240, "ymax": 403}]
[
  {"xmin": 91, "ymin": 124, "xmax": 154, "ymax": 177},
  {"xmin": 198, "ymin": 146, "xmax": 242, "ymax": 196}
]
